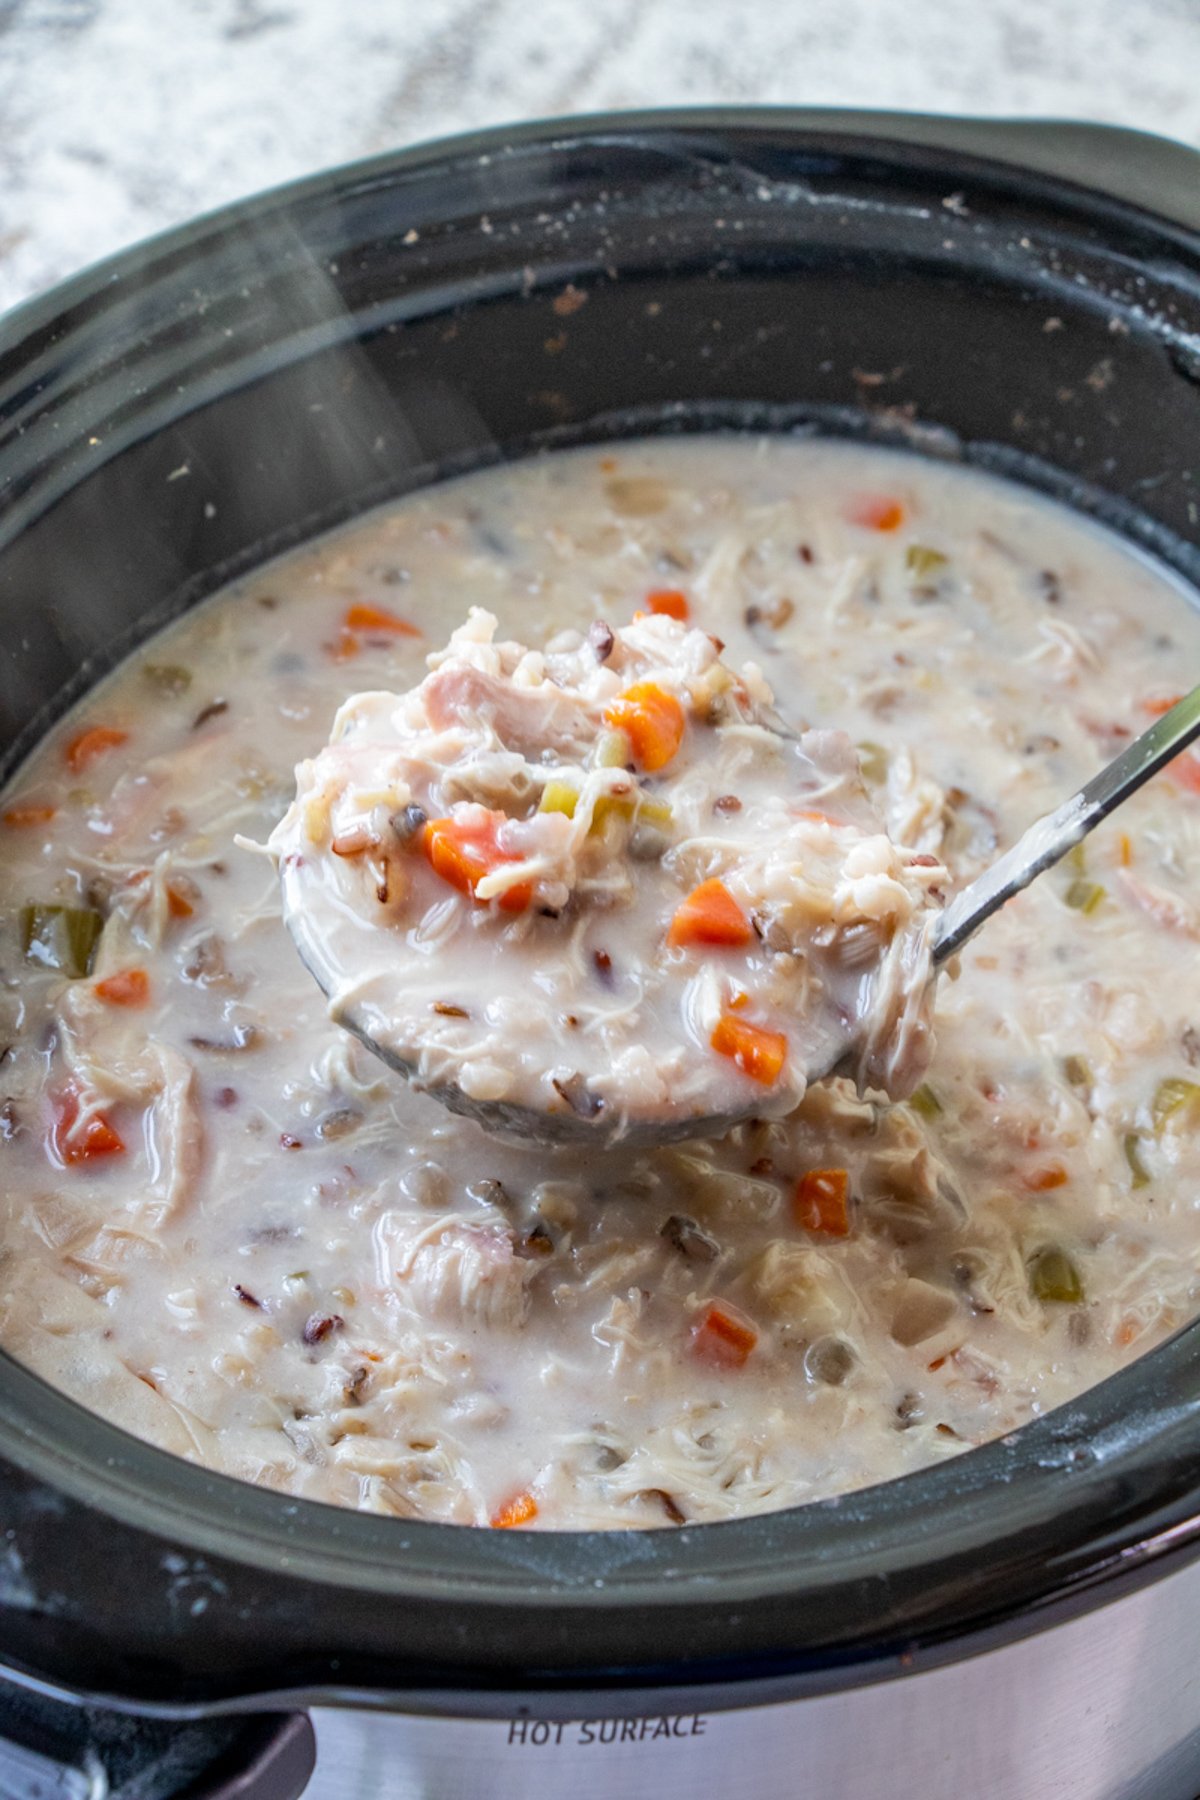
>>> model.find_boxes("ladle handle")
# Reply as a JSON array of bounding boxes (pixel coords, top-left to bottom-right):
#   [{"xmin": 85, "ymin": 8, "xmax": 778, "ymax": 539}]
[{"xmin": 932, "ymin": 683, "xmax": 1200, "ymax": 965}]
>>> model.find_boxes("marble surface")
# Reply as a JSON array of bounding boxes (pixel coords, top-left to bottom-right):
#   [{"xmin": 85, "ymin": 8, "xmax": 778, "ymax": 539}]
[{"xmin": 1, "ymin": 0, "xmax": 1199, "ymax": 314}]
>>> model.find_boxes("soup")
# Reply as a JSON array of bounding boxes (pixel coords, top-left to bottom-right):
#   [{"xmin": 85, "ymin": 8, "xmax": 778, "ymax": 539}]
[{"xmin": 1, "ymin": 436, "xmax": 1197, "ymax": 1529}]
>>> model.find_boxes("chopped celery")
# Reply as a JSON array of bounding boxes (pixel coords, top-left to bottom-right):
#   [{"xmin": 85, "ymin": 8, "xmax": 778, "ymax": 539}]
[
  {"xmin": 1151, "ymin": 1077, "xmax": 1200, "ymax": 1133},
  {"xmin": 857, "ymin": 741, "xmax": 890, "ymax": 784},
  {"xmin": 594, "ymin": 730, "xmax": 630, "ymax": 769},
  {"xmin": 539, "ymin": 781, "xmax": 578, "ymax": 818},
  {"xmin": 1028, "ymin": 1246, "xmax": 1084, "ymax": 1305},
  {"xmin": 1062, "ymin": 1054, "xmax": 1092, "ymax": 1088},
  {"xmin": 1124, "ymin": 1132, "xmax": 1151, "ymax": 1189},
  {"xmin": 1066, "ymin": 841, "xmax": 1087, "ymax": 874},
  {"xmin": 634, "ymin": 796, "xmax": 673, "ymax": 828},
  {"xmin": 905, "ymin": 544, "xmax": 947, "ymax": 578},
  {"xmin": 19, "ymin": 905, "xmax": 103, "ymax": 978},
  {"xmin": 142, "ymin": 662, "xmax": 192, "ymax": 696},
  {"xmin": 590, "ymin": 789, "xmax": 673, "ymax": 840},
  {"xmin": 909, "ymin": 1084, "xmax": 943, "ymax": 1120},
  {"xmin": 590, "ymin": 792, "xmax": 634, "ymax": 832},
  {"xmin": 1065, "ymin": 880, "xmax": 1105, "ymax": 915}
]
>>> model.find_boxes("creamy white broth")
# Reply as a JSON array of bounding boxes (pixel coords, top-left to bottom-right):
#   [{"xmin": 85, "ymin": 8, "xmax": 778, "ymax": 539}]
[{"xmin": 1, "ymin": 435, "xmax": 1198, "ymax": 1530}]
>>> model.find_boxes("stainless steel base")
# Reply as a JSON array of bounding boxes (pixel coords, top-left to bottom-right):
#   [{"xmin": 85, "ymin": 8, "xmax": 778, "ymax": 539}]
[{"xmin": 306, "ymin": 1551, "xmax": 1200, "ymax": 1799}]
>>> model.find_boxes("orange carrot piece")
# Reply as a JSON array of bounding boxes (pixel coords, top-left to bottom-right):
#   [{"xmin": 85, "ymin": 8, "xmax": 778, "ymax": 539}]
[
  {"xmin": 491, "ymin": 1491, "xmax": 538, "ymax": 1528},
  {"xmin": 1119, "ymin": 833, "xmax": 1132, "ymax": 867},
  {"xmin": 646, "ymin": 588, "xmax": 690, "ymax": 621},
  {"xmin": 667, "ymin": 878, "xmax": 752, "ymax": 949},
  {"xmin": 94, "ymin": 968, "xmax": 150, "ymax": 1008},
  {"xmin": 328, "ymin": 630, "xmax": 361, "ymax": 662},
  {"xmin": 166, "ymin": 886, "xmax": 194, "ymax": 920},
  {"xmin": 603, "ymin": 682, "xmax": 685, "ymax": 773},
  {"xmin": 710, "ymin": 1014, "xmax": 788, "ymax": 1085},
  {"xmin": 65, "ymin": 725, "xmax": 128, "ymax": 773},
  {"xmin": 344, "ymin": 602, "xmax": 422, "ymax": 638},
  {"xmin": 847, "ymin": 496, "xmax": 906, "ymax": 532},
  {"xmin": 1139, "ymin": 697, "xmax": 1200, "ymax": 794},
  {"xmin": 1023, "ymin": 1162, "xmax": 1069, "ymax": 1192},
  {"xmin": 1167, "ymin": 755, "xmax": 1200, "ymax": 795},
  {"xmin": 794, "ymin": 1167, "xmax": 851, "ymax": 1236},
  {"xmin": 423, "ymin": 813, "xmax": 533, "ymax": 912},
  {"xmin": 3, "ymin": 803, "xmax": 56, "ymax": 827},
  {"xmin": 691, "ymin": 1299, "xmax": 758, "ymax": 1368},
  {"xmin": 51, "ymin": 1086, "xmax": 125, "ymax": 1166}
]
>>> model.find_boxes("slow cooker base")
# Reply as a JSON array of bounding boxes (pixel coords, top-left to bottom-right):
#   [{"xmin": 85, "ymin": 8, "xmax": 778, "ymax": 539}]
[{"xmin": 304, "ymin": 1548, "xmax": 1200, "ymax": 1799}]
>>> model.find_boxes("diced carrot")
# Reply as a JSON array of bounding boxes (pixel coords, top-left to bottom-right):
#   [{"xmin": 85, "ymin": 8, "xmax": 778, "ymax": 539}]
[
  {"xmin": 1167, "ymin": 755, "xmax": 1200, "ymax": 795},
  {"xmin": 65, "ymin": 726, "xmax": 128, "ymax": 774},
  {"xmin": 710, "ymin": 1014, "xmax": 788, "ymax": 1085},
  {"xmin": 794, "ymin": 1167, "xmax": 851, "ymax": 1236},
  {"xmin": 646, "ymin": 588, "xmax": 689, "ymax": 622},
  {"xmin": 1116, "ymin": 1317, "xmax": 1140, "ymax": 1349},
  {"xmin": 1023, "ymin": 1162, "xmax": 1069, "ymax": 1192},
  {"xmin": 344, "ymin": 602, "xmax": 422, "ymax": 638},
  {"xmin": 3, "ymin": 803, "xmax": 56, "ymax": 828},
  {"xmin": 729, "ymin": 989, "xmax": 750, "ymax": 1011},
  {"xmin": 422, "ymin": 812, "xmax": 533, "ymax": 911},
  {"xmin": 94, "ymin": 968, "xmax": 149, "ymax": 1008},
  {"xmin": 328, "ymin": 630, "xmax": 361, "ymax": 662},
  {"xmin": 667, "ymin": 878, "xmax": 752, "ymax": 949},
  {"xmin": 491, "ymin": 1491, "xmax": 538, "ymax": 1529},
  {"xmin": 166, "ymin": 880, "xmax": 195, "ymax": 919},
  {"xmin": 603, "ymin": 682, "xmax": 685, "ymax": 773},
  {"xmin": 1119, "ymin": 833, "xmax": 1132, "ymax": 868},
  {"xmin": 846, "ymin": 496, "xmax": 906, "ymax": 532},
  {"xmin": 691, "ymin": 1299, "xmax": 758, "ymax": 1368},
  {"xmin": 50, "ymin": 1086, "xmax": 125, "ymax": 1166},
  {"xmin": 1139, "ymin": 697, "xmax": 1200, "ymax": 794},
  {"xmin": 797, "ymin": 808, "xmax": 839, "ymax": 826}
]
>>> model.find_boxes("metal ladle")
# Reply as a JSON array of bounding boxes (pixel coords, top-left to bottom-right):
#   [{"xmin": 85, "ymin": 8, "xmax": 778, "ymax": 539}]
[{"xmin": 281, "ymin": 685, "xmax": 1200, "ymax": 1148}]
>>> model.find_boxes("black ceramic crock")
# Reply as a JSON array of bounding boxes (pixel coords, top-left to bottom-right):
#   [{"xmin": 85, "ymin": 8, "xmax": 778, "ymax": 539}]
[{"xmin": 1, "ymin": 108, "xmax": 1200, "ymax": 1725}]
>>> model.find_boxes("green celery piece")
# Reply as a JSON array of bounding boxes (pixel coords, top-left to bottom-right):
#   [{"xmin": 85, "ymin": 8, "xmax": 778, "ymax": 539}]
[
  {"xmin": 539, "ymin": 781, "xmax": 578, "ymax": 818},
  {"xmin": 142, "ymin": 663, "xmax": 192, "ymax": 696},
  {"xmin": 590, "ymin": 792, "xmax": 634, "ymax": 832},
  {"xmin": 1062, "ymin": 1055, "xmax": 1092, "ymax": 1088},
  {"xmin": 1124, "ymin": 1133, "xmax": 1151, "ymax": 1189},
  {"xmin": 1065, "ymin": 880, "xmax": 1105, "ymax": 915},
  {"xmin": 594, "ymin": 730, "xmax": 630, "ymax": 769},
  {"xmin": 909, "ymin": 1084, "xmax": 943, "ymax": 1120},
  {"xmin": 1028, "ymin": 1246, "xmax": 1084, "ymax": 1305},
  {"xmin": 857, "ymin": 741, "xmax": 890, "ymax": 784},
  {"xmin": 1151, "ymin": 1077, "xmax": 1200, "ymax": 1133},
  {"xmin": 905, "ymin": 544, "xmax": 947, "ymax": 578},
  {"xmin": 19, "ymin": 905, "xmax": 103, "ymax": 978},
  {"xmin": 634, "ymin": 795, "xmax": 672, "ymax": 828}
]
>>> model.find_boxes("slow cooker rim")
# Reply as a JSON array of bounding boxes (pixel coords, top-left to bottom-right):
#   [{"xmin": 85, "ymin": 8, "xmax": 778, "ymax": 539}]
[
  {"xmin": 2, "ymin": 107, "xmax": 1200, "ymax": 1697},
  {"xmin": 2, "ymin": 103, "xmax": 1200, "ymax": 360}
]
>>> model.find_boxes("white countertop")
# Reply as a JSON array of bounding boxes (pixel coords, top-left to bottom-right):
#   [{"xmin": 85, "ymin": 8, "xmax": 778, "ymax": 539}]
[{"xmin": 1, "ymin": 0, "xmax": 1199, "ymax": 314}]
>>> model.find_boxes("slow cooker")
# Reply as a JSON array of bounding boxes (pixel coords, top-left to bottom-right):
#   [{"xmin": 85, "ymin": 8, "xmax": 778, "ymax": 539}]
[{"xmin": 2, "ymin": 107, "xmax": 1200, "ymax": 1800}]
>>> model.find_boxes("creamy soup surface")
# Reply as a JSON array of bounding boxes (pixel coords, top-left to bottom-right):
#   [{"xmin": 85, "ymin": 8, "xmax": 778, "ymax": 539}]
[{"xmin": 1, "ymin": 436, "xmax": 1198, "ymax": 1531}]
